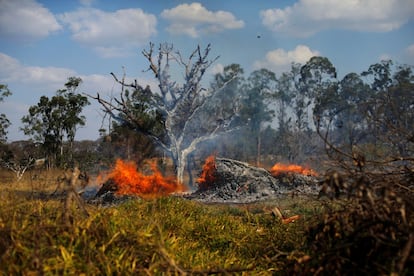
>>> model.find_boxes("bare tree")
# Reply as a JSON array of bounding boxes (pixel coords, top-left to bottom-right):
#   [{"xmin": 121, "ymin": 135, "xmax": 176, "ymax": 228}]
[
  {"xmin": 91, "ymin": 43, "xmax": 241, "ymax": 185},
  {"xmin": 1, "ymin": 157, "xmax": 34, "ymax": 182}
]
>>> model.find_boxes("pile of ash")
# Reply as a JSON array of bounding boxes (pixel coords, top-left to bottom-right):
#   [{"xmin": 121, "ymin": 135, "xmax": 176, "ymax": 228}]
[
  {"xmin": 185, "ymin": 157, "xmax": 320, "ymax": 203},
  {"xmin": 85, "ymin": 157, "xmax": 321, "ymax": 205}
]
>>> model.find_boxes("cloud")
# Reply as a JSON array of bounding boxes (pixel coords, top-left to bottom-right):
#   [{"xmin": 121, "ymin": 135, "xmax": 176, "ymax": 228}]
[
  {"xmin": 0, "ymin": 53, "xmax": 77, "ymax": 91},
  {"xmin": 261, "ymin": 0, "xmax": 414, "ymax": 37},
  {"xmin": 0, "ymin": 52, "xmax": 161, "ymax": 140},
  {"xmin": 59, "ymin": 8, "xmax": 157, "ymax": 57},
  {"xmin": 0, "ymin": 0, "xmax": 62, "ymax": 41},
  {"xmin": 161, "ymin": 2, "xmax": 244, "ymax": 37},
  {"xmin": 253, "ymin": 45, "xmax": 320, "ymax": 75}
]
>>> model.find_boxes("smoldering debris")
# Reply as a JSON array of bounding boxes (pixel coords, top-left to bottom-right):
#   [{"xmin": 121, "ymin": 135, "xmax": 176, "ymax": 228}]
[
  {"xmin": 87, "ymin": 157, "xmax": 320, "ymax": 205},
  {"xmin": 186, "ymin": 157, "xmax": 320, "ymax": 203}
]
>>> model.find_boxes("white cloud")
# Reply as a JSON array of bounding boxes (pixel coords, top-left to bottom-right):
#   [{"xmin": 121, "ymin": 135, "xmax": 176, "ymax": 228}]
[
  {"xmin": 0, "ymin": 0, "xmax": 62, "ymax": 41},
  {"xmin": 253, "ymin": 45, "xmax": 320, "ymax": 75},
  {"xmin": 0, "ymin": 52, "xmax": 161, "ymax": 140},
  {"xmin": 261, "ymin": 0, "xmax": 414, "ymax": 37},
  {"xmin": 161, "ymin": 2, "xmax": 244, "ymax": 37},
  {"xmin": 59, "ymin": 8, "xmax": 157, "ymax": 57},
  {"xmin": 0, "ymin": 53, "xmax": 77, "ymax": 90}
]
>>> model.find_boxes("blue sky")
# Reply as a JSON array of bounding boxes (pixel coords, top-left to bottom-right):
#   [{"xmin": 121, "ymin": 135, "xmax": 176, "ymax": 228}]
[{"xmin": 1, "ymin": 0, "xmax": 413, "ymax": 141}]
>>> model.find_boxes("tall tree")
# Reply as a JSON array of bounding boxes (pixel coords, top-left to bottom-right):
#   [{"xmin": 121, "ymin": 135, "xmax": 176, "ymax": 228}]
[
  {"xmin": 274, "ymin": 71, "xmax": 294, "ymax": 135},
  {"xmin": 335, "ymin": 72, "xmax": 371, "ymax": 146},
  {"xmin": 93, "ymin": 43, "xmax": 241, "ymax": 185},
  {"xmin": 241, "ymin": 68, "xmax": 275, "ymax": 165},
  {"xmin": 0, "ymin": 84, "xmax": 12, "ymax": 143},
  {"xmin": 300, "ymin": 56, "xmax": 337, "ymax": 129},
  {"xmin": 21, "ymin": 77, "xmax": 90, "ymax": 167}
]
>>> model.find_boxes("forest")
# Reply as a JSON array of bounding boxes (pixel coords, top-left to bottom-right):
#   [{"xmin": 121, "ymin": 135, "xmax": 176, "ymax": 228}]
[{"xmin": 0, "ymin": 43, "xmax": 413, "ymax": 274}]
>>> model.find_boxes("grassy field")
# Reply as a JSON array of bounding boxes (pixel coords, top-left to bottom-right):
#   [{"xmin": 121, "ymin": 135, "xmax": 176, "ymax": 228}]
[
  {"xmin": 2, "ymin": 168, "xmax": 412, "ymax": 275},
  {"xmin": 0, "ymin": 169, "xmax": 327, "ymax": 275}
]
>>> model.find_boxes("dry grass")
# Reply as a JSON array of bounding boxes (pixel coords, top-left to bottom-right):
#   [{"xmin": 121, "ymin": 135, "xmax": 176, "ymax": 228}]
[
  {"xmin": 0, "ymin": 169, "xmax": 324, "ymax": 275},
  {"xmin": 3, "ymin": 167, "xmax": 410, "ymax": 275}
]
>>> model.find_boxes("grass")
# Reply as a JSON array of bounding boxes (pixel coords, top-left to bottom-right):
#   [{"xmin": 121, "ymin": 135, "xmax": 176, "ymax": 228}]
[{"xmin": 0, "ymin": 169, "xmax": 326, "ymax": 275}]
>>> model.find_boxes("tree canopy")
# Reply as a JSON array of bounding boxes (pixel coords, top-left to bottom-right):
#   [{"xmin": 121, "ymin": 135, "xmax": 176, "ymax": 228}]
[{"xmin": 21, "ymin": 77, "xmax": 90, "ymax": 168}]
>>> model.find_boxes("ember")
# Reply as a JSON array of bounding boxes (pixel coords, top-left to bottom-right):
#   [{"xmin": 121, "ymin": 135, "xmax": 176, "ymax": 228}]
[
  {"xmin": 196, "ymin": 155, "xmax": 217, "ymax": 191},
  {"xmin": 270, "ymin": 163, "xmax": 318, "ymax": 177},
  {"xmin": 100, "ymin": 159, "xmax": 186, "ymax": 198}
]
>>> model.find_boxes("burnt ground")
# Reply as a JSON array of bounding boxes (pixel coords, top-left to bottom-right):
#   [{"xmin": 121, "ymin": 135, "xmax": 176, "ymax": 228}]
[
  {"xmin": 184, "ymin": 158, "xmax": 320, "ymax": 203},
  {"xmin": 88, "ymin": 157, "xmax": 321, "ymax": 205}
]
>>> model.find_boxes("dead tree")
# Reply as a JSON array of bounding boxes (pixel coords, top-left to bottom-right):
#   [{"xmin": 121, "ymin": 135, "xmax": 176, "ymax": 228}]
[
  {"xmin": 91, "ymin": 43, "xmax": 241, "ymax": 185},
  {"xmin": 1, "ymin": 157, "xmax": 34, "ymax": 182}
]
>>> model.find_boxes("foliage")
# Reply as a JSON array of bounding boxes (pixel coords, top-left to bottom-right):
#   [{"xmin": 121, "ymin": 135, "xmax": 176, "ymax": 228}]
[
  {"xmin": 0, "ymin": 84, "xmax": 12, "ymax": 143},
  {"xmin": 303, "ymin": 62, "xmax": 414, "ymax": 275},
  {"xmin": 96, "ymin": 84, "xmax": 165, "ymax": 168},
  {"xmin": 21, "ymin": 77, "xmax": 90, "ymax": 168}
]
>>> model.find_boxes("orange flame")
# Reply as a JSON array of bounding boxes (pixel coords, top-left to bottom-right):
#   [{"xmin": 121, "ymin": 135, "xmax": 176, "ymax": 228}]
[
  {"xmin": 270, "ymin": 163, "xmax": 318, "ymax": 177},
  {"xmin": 103, "ymin": 159, "xmax": 186, "ymax": 198},
  {"xmin": 196, "ymin": 155, "xmax": 217, "ymax": 191}
]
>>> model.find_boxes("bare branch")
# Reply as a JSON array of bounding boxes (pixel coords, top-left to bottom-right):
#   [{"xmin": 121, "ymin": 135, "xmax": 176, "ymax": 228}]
[{"xmin": 142, "ymin": 42, "xmax": 158, "ymax": 77}]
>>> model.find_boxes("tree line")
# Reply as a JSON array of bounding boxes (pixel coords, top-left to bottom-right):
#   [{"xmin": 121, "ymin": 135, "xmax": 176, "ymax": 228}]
[{"xmin": 0, "ymin": 43, "xmax": 413, "ymax": 185}]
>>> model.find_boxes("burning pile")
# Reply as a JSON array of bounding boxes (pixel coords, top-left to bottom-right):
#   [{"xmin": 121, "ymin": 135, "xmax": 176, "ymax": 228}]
[
  {"xmin": 188, "ymin": 156, "xmax": 320, "ymax": 203},
  {"xmin": 94, "ymin": 159, "xmax": 187, "ymax": 201},
  {"xmin": 91, "ymin": 156, "xmax": 320, "ymax": 205}
]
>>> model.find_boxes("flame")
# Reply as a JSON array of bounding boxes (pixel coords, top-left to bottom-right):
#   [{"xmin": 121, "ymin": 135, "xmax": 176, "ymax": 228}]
[
  {"xmin": 102, "ymin": 159, "xmax": 186, "ymax": 198},
  {"xmin": 270, "ymin": 163, "xmax": 318, "ymax": 177},
  {"xmin": 196, "ymin": 155, "xmax": 217, "ymax": 191}
]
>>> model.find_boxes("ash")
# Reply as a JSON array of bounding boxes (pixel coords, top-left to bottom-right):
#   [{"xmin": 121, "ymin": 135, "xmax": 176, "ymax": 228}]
[
  {"xmin": 186, "ymin": 158, "xmax": 320, "ymax": 203},
  {"xmin": 86, "ymin": 157, "xmax": 321, "ymax": 205}
]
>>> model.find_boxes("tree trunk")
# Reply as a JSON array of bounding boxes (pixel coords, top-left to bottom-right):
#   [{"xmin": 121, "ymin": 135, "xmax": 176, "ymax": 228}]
[
  {"xmin": 176, "ymin": 148, "xmax": 191, "ymax": 185},
  {"xmin": 257, "ymin": 130, "xmax": 261, "ymax": 167}
]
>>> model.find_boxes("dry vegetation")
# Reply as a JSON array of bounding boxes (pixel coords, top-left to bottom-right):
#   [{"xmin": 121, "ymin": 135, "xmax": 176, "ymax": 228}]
[
  {"xmin": 0, "ymin": 165, "xmax": 413, "ymax": 275},
  {"xmin": 0, "ymin": 169, "xmax": 325, "ymax": 275}
]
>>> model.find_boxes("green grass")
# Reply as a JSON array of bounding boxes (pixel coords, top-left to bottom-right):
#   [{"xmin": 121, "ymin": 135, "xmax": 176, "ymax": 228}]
[{"xmin": 0, "ymin": 174, "xmax": 325, "ymax": 275}]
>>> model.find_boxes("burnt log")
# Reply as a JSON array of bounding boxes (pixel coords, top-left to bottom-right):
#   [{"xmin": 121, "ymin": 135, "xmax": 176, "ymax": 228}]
[
  {"xmin": 89, "ymin": 179, "xmax": 138, "ymax": 206},
  {"xmin": 95, "ymin": 179, "xmax": 118, "ymax": 197},
  {"xmin": 188, "ymin": 157, "xmax": 319, "ymax": 203}
]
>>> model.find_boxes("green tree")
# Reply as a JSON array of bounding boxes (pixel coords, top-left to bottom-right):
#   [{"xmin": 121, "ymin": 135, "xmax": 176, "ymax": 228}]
[
  {"xmin": 335, "ymin": 72, "xmax": 371, "ymax": 146},
  {"xmin": 241, "ymin": 68, "xmax": 275, "ymax": 165},
  {"xmin": 98, "ymin": 84, "xmax": 165, "ymax": 166},
  {"xmin": 0, "ymin": 84, "xmax": 12, "ymax": 143},
  {"xmin": 205, "ymin": 64, "xmax": 245, "ymax": 159},
  {"xmin": 373, "ymin": 64, "xmax": 414, "ymax": 158},
  {"xmin": 21, "ymin": 77, "xmax": 90, "ymax": 168},
  {"xmin": 300, "ymin": 56, "xmax": 338, "ymax": 129}
]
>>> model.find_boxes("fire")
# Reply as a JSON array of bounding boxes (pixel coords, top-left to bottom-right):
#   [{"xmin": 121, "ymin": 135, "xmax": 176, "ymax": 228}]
[
  {"xmin": 270, "ymin": 162, "xmax": 318, "ymax": 177},
  {"xmin": 103, "ymin": 159, "xmax": 186, "ymax": 198},
  {"xmin": 196, "ymin": 155, "xmax": 217, "ymax": 191}
]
